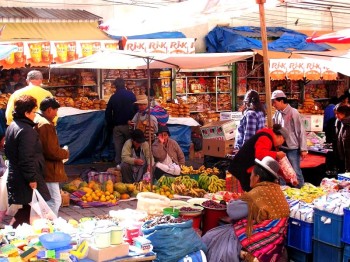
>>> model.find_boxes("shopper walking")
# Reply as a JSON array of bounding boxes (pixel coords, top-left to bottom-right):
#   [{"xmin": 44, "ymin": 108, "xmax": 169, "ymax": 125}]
[
  {"xmin": 5, "ymin": 95, "xmax": 50, "ymax": 227},
  {"xmin": 5, "ymin": 70, "xmax": 53, "ymax": 125},
  {"xmin": 271, "ymin": 90, "xmax": 308, "ymax": 187},
  {"xmin": 105, "ymin": 78, "xmax": 137, "ymax": 169},
  {"xmin": 235, "ymin": 89, "xmax": 266, "ymax": 149},
  {"xmin": 35, "ymin": 97, "xmax": 69, "ymax": 216}
]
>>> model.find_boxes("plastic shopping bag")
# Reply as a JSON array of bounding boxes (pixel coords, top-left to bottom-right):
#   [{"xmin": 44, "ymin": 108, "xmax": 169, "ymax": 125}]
[
  {"xmin": 30, "ymin": 189, "xmax": 57, "ymax": 224},
  {"xmin": 278, "ymin": 156, "xmax": 298, "ymax": 186},
  {"xmin": 0, "ymin": 168, "xmax": 8, "ymax": 212}
]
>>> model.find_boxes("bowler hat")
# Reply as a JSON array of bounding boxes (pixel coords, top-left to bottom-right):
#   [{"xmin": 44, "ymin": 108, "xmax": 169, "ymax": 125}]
[
  {"xmin": 255, "ymin": 156, "xmax": 280, "ymax": 179},
  {"xmin": 131, "ymin": 129, "xmax": 146, "ymax": 143},
  {"xmin": 134, "ymin": 94, "xmax": 148, "ymax": 105},
  {"xmin": 157, "ymin": 125, "xmax": 170, "ymax": 136}
]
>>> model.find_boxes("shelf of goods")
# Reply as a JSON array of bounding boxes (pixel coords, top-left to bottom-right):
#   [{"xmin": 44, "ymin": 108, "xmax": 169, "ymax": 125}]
[
  {"xmin": 175, "ymin": 71, "xmax": 232, "ymax": 113},
  {"xmin": 101, "ymin": 69, "xmax": 172, "ymax": 101},
  {"xmin": 42, "ymin": 71, "xmax": 105, "ymax": 110}
]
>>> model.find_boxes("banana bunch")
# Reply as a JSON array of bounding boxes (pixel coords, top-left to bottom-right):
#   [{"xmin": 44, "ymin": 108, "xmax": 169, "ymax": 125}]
[
  {"xmin": 174, "ymin": 175, "xmax": 199, "ymax": 188},
  {"xmin": 157, "ymin": 175, "xmax": 175, "ymax": 188},
  {"xmin": 201, "ymin": 167, "xmax": 220, "ymax": 176},
  {"xmin": 180, "ymin": 165, "xmax": 219, "ymax": 175},
  {"xmin": 198, "ymin": 174, "xmax": 210, "ymax": 191},
  {"xmin": 171, "ymin": 183, "xmax": 206, "ymax": 197},
  {"xmin": 207, "ymin": 175, "xmax": 226, "ymax": 193}
]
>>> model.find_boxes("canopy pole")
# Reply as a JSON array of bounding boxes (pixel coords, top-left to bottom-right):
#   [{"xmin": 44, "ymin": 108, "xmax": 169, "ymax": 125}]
[
  {"xmin": 146, "ymin": 57, "xmax": 154, "ymax": 188},
  {"xmin": 257, "ymin": 0, "xmax": 273, "ymax": 128}
]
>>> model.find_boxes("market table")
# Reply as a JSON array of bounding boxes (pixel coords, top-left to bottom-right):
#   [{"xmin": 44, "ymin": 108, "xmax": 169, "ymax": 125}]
[
  {"xmin": 300, "ymin": 153, "xmax": 327, "ymax": 186},
  {"xmin": 80, "ymin": 251, "xmax": 156, "ymax": 262}
]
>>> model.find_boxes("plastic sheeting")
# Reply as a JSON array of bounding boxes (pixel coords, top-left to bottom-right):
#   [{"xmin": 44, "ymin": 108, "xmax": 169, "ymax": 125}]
[
  {"xmin": 206, "ymin": 26, "xmax": 333, "ymax": 53},
  {"xmin": 56, "ymin": 111, "xmax": 192, "ymax": 165}
]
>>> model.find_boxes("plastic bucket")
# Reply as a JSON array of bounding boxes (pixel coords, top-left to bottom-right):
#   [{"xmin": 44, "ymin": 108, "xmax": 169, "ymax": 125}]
[
  {"xmin": 180, "ymin": 214, "xmax": 202, "ymax": 229},
  {"xmin": 202, "ymin": 207, "xmax": 227, "ymax": 234}
]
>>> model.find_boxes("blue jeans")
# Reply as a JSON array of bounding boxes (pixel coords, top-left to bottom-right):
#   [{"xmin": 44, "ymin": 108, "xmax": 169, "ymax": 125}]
[{"xmin": 285, "ymin": 149, "xmax": 305, "ymax": 187}]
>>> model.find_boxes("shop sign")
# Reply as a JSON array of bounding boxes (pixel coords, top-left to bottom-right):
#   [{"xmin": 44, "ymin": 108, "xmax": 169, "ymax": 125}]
[
  {"xmin": 124, "ymin": 38, "xmax": 196, "ymax": 54},
  {"xmin": 0, "ymin": 40, "xmax": 119, "ymax": 69},
  {"xmin": 269, "ymin": 59, "xmax": 338, "ymax": 81}
]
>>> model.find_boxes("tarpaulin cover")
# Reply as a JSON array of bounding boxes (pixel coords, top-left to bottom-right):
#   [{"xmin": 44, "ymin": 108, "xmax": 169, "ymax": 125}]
[
  {"xmin": 206, "ymin": 26, "xmax": 334, "ymax": 53},
  {"xmin": 56, "ymin": 111, "xmax": 191, "ymax": 165},
  {"xmin": 57, "ymin": 110, "xmax": 107, "ymax": 165}
]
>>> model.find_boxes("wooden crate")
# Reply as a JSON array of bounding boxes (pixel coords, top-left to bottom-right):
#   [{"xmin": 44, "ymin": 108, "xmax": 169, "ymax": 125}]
[{"xmin": 61, "ymin": 190, "xmax": 70, "ymax": 207}]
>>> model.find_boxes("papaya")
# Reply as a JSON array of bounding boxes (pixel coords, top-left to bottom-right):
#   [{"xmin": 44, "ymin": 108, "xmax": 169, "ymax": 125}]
[
  {"xmin": 126, "ymin": 183, "xmax": 135, "ymax": 193},
  {"xmin": 106, "ymin": 183, "xmax": 114, "ymax": 194},
  {"xmin": 81, "ymin": 187, "xmax": 93, "ymax": 194},
  {"xmin": 113, "ymin": 191, "xmax": 121, "ymax": 200},
  {"xmin": 120, "ymin": 193, "xmax": 130, "ymax": 200},
  {"xmin": 78, "ymin": 181, "xmax": 88, "ymax": 189},
  {"xmin": 114, "ymin": 182, "xmax": 127, "ymax": 194}
]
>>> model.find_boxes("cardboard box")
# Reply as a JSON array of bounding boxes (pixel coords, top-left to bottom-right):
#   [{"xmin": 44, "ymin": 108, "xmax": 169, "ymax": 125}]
[
  {"xmin": 220, "ymin": 111, "xmax": 243, "ymax": 121},
  {"xmin": 202, "ymin": 139, "xmax": 235, "ymax": 158},
  {"xmin": 301, "ymin": 114, "xmax": 323, "ymax": 132},
  {"xmin": 200, "ymin": 120, "xmax": 237, "ymax": 140},
  {"xmin": 88, "ymin": 243, "xmax": 129, "ymax": 262}
]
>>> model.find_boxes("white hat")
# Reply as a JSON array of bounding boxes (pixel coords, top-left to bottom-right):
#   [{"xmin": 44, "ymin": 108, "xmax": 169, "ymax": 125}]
[
  {"xmin": 271, "ymin": 90, "xmax": 286, "ymax": 100},
  {"xmin": 255, "ymin": 156, "xmax": 280, "ymax": 179},
  {"xmin": 134, "ymin": 94, "xmax": 148, "ymax": 105}
]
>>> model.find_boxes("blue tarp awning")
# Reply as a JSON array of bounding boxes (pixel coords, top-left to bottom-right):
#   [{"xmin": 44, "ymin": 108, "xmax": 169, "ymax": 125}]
[{"xmin": 205, "ymin": 26, "xmax": 334, "ymax": 53}]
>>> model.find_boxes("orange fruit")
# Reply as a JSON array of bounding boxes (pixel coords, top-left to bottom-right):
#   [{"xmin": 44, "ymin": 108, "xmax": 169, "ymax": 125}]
[{"xmin": 120, "ymin": 193, "xmax": 130, "ymax": 200}]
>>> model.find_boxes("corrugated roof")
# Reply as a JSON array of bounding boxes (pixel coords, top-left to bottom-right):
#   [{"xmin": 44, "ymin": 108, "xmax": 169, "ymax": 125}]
[
  {"xmin": 0, "ymin": 22, "xmax": 110, "ymax": 41},
  {"xmin": 0, "ymin": 7, "xmax": 102, "ymax": 22}
]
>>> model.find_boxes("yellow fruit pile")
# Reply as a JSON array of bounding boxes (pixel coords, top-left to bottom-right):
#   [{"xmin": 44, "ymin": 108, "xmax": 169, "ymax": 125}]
[{"xmin": 80, "ymin": 180, "xmax": 117, "ymax": 204}]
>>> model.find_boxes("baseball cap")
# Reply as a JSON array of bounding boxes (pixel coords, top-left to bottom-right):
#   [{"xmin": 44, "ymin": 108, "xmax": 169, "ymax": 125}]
[{"xmin": 271, "ymin": 90, "xmax": 286, "ymax": 100}]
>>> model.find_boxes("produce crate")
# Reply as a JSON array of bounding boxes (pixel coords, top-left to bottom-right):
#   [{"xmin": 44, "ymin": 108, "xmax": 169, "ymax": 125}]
[
  {"xmin": 313, "ymin": 240, "xmax": 343, "ymax": 262},
  {"xmin": 343, "ymin": 208, "xmax": 350, "ymax": 245},
  {"xmin": 287, "ymin": 246, "xmax": 312, "ymax": 262},
  {"xmin": 338, "ymin": 173, "xmax": 350, "ymax": 181},
  {"xmin": 288, "ymin": 218, "xmax": 313, "ymax": 253},
  {"xmin": 344, "ymin": 244, "xmax": 350, "ymax": 262},
  {"xmin": 313, "ymin": 208, "xmax": 344, "ymax": 247}
]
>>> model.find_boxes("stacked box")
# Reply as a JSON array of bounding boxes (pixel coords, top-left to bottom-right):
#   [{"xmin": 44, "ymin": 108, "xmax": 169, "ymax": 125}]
[
  {"xmin": 287, "ymin": 246, "xmax": 312, "ymax": 262},
  {"xmin": 338, "ymin": 173, "xmax": 350, "ymax": 181},
  {"xmin": 313, "ymin": 208, "xmax": 344, "ymax": 247},
  {"xmin": 288, "ymin": 218, "xmax": 313, "ymax": 253},
  {"xmin": 313, "ymin": 240, "xmax": 343, "ymax": 262},
  {"xmin": 343, "ymin": 244, "xmax": 350, "ymax": 262},
  {"xmin": 342, "ymin": 208, "xmax": 350, "ymax": 244}
]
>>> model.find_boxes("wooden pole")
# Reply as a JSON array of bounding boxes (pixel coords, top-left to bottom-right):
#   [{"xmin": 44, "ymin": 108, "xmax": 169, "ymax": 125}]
[{"xmin": 256, "ymin": 0, "xmax": 273, "ymax": 128}]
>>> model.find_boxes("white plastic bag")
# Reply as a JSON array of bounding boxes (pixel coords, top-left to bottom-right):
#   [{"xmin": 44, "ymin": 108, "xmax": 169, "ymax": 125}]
[
  {"xmin": 0, "ymin": 168, "xmax": 8, "ymax": 212},
  {"xmin": 30, "ymin": 189, "xmax": 57, "ymax": 224}
]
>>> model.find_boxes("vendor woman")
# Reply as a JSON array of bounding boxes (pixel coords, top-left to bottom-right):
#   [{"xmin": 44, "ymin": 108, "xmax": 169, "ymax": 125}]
[{"xmin": 203, "ymin": 156, "xmax": 290, "ymax": 262}]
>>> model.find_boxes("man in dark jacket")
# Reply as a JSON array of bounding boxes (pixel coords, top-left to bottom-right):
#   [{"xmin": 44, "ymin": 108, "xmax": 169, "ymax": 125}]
[
  {"xmin": 35, "ymin": 97, "xmax": 69, "ymax": 216},
  {"xmin": 105, "ymin": 78, "xmax": 137, "ymax": 169}
]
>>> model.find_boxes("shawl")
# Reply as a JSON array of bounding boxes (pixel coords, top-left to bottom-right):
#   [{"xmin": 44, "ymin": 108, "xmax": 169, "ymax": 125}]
[
  {"xmin": 233, "ymin": 182, "xmax": 290, "ymax": 262},
  {"xmin": 239, "ymin": 182, "xmax": 290, "ymax": 236}
]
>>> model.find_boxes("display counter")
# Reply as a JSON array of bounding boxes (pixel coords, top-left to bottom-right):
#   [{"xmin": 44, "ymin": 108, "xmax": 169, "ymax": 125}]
[{"xmin": 57, "ymin": 108, "xmax": 200, "ymax": 165}]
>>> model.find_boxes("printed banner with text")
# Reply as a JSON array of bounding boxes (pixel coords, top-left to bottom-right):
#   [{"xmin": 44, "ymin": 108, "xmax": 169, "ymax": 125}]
[
  {"xmin": 270, "ymin": 58, "xmax": 338, "ymax": 81},
  {"xmin": 0, "ymin": 40, "xmax": 119, "ymax": 69}
]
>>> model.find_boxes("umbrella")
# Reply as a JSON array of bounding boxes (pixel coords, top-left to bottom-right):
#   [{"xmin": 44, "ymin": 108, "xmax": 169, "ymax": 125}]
[{"xmin": 306, "ymin": 29, "xmax": 350, "ymax": 44}]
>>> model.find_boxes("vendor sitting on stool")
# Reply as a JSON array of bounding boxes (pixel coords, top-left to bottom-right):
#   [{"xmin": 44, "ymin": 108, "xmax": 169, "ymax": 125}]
[
  {"xmin": 120, "ymin": 129, "xmax": 153, "ymax": 183},
  {"xmin": 152, "ymin": 125, "xmax": 185, "ymax": 180}
]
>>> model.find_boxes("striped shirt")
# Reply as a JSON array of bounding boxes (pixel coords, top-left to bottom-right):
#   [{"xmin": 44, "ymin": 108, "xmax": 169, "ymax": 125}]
[{"xmin": 235, "ymin": 110, "xmax": 266, "ymax": 149}]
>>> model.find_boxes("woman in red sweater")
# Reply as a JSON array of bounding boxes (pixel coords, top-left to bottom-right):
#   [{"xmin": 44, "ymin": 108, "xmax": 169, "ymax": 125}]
[{"xmin": 228, "ymin": 124, "xmax": 288, "ymax": 191}]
